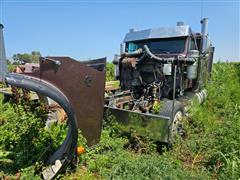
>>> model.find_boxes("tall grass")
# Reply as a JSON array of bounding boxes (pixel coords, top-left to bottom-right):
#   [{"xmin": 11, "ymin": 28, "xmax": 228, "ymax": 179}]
[
  {"xmin": 0, "ymin": 62, "xmax": 239, "ymax": 179},
  {"xmin": 171, "ymin": 62, "xmax": 240, "ymax": 179}
]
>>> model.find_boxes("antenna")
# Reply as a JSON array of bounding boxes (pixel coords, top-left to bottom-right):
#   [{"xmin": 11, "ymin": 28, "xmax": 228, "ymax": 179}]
[
  {"xmin": 0, "ymin": 0, "xmax": 2, "ymax": 23},
  {"xmin": 201, "ymin": 0, "xmax": 203, "ymax": 20}
]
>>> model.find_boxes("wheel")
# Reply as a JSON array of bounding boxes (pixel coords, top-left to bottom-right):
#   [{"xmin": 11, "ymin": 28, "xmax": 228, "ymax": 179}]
[
  {"xmin": 159, "ymin": 100, "xmax": 184, "ymax": 147},
  {"xmin": 170, "ymin": 109, "xmax": 184, "ymax": 139}
]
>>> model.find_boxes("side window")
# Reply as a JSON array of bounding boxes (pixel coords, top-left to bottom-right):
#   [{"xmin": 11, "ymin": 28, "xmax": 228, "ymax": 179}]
[
  {"xmin": 189, "ymin": 38, "xmax": 196, "ymax": 50},
  {"xmin": 128, "ymin": 43, "xmax": 138, "ymax": 52}
]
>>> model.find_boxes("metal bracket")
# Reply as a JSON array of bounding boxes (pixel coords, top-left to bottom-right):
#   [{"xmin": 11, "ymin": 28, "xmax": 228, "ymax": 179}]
[{"xmin": 41, "ymin": 57, "xmax": 61, "ymax": 66}]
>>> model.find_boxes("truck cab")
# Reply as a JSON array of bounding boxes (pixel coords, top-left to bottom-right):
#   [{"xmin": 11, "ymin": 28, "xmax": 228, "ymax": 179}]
[
  {"xmin": 106, "ymin": 18, "xmax": 215, "ymax": 145},
  {"xmin": 113, "ymin": 19, "xmax": 214, "ymax": 100}
]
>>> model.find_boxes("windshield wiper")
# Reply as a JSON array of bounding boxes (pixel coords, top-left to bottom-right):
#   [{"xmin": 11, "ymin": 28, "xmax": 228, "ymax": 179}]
[{"xmin": 158, "ymin": 49, "xmax": 170, "ymax": 54}]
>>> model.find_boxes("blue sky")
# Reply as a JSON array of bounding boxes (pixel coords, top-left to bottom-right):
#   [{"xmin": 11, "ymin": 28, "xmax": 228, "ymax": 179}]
[{"xmin": 0, "ymin": 0, "xmax": 239, "ymax": 61}]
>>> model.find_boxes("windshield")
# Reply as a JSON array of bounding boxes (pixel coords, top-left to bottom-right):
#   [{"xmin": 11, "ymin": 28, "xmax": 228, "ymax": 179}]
[{"xmin": 126, "ymin": 38, "xmax": 186, "ymax": 54}]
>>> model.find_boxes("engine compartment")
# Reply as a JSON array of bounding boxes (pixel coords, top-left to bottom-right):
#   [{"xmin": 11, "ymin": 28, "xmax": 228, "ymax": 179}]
[{"xmin": 108, "ymin": 36, "xmax": 201, "ymax": 114}]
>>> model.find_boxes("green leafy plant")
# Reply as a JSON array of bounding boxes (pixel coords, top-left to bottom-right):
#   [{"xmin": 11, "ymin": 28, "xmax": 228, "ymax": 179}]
[
  {"xmin": 106, "ymin": 62, "xmax": 115, "ymax": 81},
  {"xmin": 0, "ymin": 62, "xmax": 239, "ymax": 179},
  {"xmin": 0, "ymin": 96, "xmax": 68, "ymax": 177}
]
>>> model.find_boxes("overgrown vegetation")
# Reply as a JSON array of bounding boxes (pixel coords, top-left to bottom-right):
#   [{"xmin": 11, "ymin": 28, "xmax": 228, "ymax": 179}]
[
  {"xmin": 0, "ymin": 62, "xmax": 239, "ymax": 179},
  {"xmin": 106, "ymin": 62, "xmax": 115, "ymax": 81},
  {"xmin": 0, "ymin": 99, "xmax": 68, "ymax": 178},
  {"xmin": 178, "ymin": 62, "xmax": 240, "ymax": 179}
]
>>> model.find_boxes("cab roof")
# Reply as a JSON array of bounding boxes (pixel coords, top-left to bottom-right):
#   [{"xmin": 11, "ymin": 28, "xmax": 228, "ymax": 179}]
[{"xmin": 123, "ymin": 25, "xmax": 193, "ymax": 42}]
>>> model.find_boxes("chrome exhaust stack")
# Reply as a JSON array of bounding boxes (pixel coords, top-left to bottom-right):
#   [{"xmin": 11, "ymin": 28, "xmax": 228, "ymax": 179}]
[{"xmin": 201, "ymin": 18, "xmax": 209, "ymax": 53}]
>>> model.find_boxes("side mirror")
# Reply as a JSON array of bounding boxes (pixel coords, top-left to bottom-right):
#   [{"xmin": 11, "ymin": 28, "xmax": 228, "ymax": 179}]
[{"xmin": 113, "ymin": 54, "xmax": 120, "ymax": 65}]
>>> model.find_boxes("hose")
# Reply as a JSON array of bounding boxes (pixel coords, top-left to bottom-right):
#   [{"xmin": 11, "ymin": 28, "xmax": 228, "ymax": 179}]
[
  {"xmin": 143, "ymin": 45, "xmax": 172, "ymax": 63},
  {"xmin": 5, "ymin": 73, "xmax": 78, "ymax": 180},
  {"xmin": 121, "ymin": 48, "xmax": 143, "ymax": 58}
]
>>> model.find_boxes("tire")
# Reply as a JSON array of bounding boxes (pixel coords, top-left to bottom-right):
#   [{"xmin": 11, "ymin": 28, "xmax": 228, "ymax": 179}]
[{"xmin": 159, "ymin": 100, "xmax": 184, "ymax": 148}]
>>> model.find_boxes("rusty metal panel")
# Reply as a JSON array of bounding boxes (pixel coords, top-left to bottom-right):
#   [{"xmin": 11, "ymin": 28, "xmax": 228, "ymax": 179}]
[{"xmin": 25, "ymin": 56, "xmax": 106, "ymax": 146}]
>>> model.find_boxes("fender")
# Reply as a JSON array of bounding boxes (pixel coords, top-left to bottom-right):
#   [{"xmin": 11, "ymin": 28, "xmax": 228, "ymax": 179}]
[{"xmin": 5, "ymin": 57, "xmax": 106, "ymax": 179}]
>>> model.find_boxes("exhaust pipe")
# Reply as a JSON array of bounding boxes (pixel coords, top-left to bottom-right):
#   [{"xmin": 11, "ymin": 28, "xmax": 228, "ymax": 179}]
[
  {"xmin": 0, "ymin": 23, "xmax": 7, "ymax": 82},
  {"xmin": 201, "ymin": 18, "xmax": 209, "ymax": 53}
]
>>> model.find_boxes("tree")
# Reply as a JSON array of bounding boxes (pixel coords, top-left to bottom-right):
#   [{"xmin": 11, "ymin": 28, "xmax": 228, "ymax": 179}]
[
  {"xmin": 106, "ymin": 62, "xmax": 115, "ymax": 81},
  {"xmin": 31, "ymin": 51, "xmax": 41, "ymax": 63},
  {"xmin": 12, "ymin": 51, "xmax": 41, "ymax": 64}
]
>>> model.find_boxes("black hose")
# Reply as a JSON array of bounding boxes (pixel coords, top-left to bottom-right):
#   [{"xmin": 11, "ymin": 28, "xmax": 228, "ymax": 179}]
[{"xmin": 5, "ymin": 73, "xmax": 78, "ymax": 180}]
